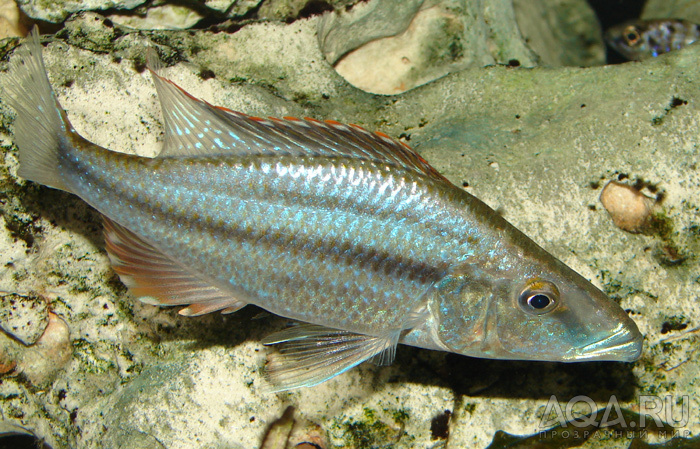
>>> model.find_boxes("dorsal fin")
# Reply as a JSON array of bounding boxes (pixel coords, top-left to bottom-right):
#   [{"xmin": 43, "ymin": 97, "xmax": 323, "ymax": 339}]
[{"xmin": 146, "ymin": 50, "xmax": 449, "ymax": 182}]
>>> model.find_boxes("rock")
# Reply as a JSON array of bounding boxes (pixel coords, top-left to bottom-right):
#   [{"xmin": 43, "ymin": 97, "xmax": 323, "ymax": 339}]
[
  {"xmin": 61, "ymin": 12, "xmax": 125, "ymax": 53},
  {"xmin": 0, "ymin": 0, "xmax": 30, "ymax": 39},
  {"xmin": 318, "ymin": 0, "xmax": 426, "ymax": 65},
  {"xmin": 260, "ymin": 406, "xmax": 295, "ymax": 449},
  {"xmin": 209, "ymin": 0, "xmax": 262, "ymax": 16},
  {"xmin": 642, "ymin": 0, "xmax": 700, "ymax": 23},
  {"xmin": 0, "ymin": 310, "xmax": 71, "ymax": 390},
  {"xmin": 600, "ymin": 181, "xmax": 655, "ymax": 233},
  {"xmin": 327, "ymin": 0, "xmax": 539, "ymax": 94},
  {"xmin": 16, "ymin": 312, "xmax": 72, "ymax": 386},
  {"xmin": 258, "ymin": 0, "xmax": 355, "ymax": 21},
  {"xmin": 0, "ymin": 9, "xmax": 699, "ymax": 449},
  {"xmin": 0, "ymin": 293, "xmax": 49, "ymax": 345},
  {"xmin": 108, "ymin": 4, "xmax": 203, "ymax": 30},
  {"xmin": 513, "ymin": 0, "xmax": 605, "ymax": 67},
  {"xmin": 16, "ymin": 0, "xmax": 146, "ymax": 23},
  {"xmin": 326, "ymin": 0, "xmax": 603, "ymax": 94}
]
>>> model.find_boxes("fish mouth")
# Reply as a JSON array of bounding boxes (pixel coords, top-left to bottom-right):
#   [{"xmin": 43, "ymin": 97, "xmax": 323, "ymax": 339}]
[{"xmin": 565, "ymin": 323, "xmax": 643, "ymax": 362}]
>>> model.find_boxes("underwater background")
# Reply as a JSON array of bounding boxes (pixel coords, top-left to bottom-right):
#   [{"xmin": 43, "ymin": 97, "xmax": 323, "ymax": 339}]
[{"xmin": 0, "ymin": 0, "xmax": 698, "ymax": 448}]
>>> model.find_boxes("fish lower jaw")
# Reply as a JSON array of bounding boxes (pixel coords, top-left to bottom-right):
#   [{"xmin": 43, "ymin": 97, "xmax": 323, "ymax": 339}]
[{"xmin": 564, "ymin": 325, "xmax": 643, "ymax": 362}]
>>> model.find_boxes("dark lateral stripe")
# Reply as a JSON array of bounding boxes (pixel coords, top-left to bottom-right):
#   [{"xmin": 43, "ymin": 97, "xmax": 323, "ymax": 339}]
[
  {"xmin": 71, "ymin": 155, "xmax": 447, "ymax": 286},
  {"xmin": 185, "ymin": 207, "xmax": 445, "ymax": 286}
]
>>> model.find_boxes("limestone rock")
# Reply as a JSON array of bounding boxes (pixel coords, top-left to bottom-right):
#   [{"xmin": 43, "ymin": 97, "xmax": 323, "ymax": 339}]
[
  {"xmin": 0, "ymin": 0, "xmax": 30, "ymax": 38},
  {"xmin": 642, "ymin": 0, "xmax": 700, "ymax": 23},
  {"xmin": 325, "ymin": 0, "xmax": 603, "ymax": 94},
  {"xmin": 257, "ymin": 0, "xmax": 356, "ymax": 21},
  {"xmin": 16, "ymin": 0, "xmax": 146, "ymax": 23},
  {"xmin": 17, "ymin": 312, "xmax": 72, "ymax": 386},
  {"xmin": 0, "ymin": 293, "xmax": 48, "ymax": 345},
  {"xmin": 206, "ymin": 0, "xmax": 262, "ymax": 16},
  {"xmin": 513, "ymin": 0, "xmax": 605, "ymax": 67},
  {"xmin": 108, "ymin": 4, "xmax": 203, "ymax": 30}
]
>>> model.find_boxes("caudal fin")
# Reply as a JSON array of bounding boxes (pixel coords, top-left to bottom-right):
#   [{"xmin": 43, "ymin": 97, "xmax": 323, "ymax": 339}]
[{"xmin": 3, "ymin": 27, "xmax": 70, "ymax": 191}]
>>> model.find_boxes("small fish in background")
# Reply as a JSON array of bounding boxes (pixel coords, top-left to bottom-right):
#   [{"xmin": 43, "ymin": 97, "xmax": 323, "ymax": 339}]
[
  {"xmin": 3, "ymin": 29, "xmax": 643, "ymax": 392},
  {"xmin": 605, "ymin": 19, "xmax": 700, "ymax": 60}
]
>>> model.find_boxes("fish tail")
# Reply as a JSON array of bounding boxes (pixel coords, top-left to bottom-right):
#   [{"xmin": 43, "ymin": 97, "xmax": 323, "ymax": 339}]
[{"xmin": 4, "ymin": 27, "xmax": 72, "ymax": 191}]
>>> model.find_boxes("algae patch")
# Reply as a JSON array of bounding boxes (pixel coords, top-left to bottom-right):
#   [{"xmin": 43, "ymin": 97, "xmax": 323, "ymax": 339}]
[
  {"xmin": 334, "ymin": 407, "xmax": 407, "ymax": 449},
  {"xmin": 73, "ymin": 339, "xmax": 117, "ymax": 375}
]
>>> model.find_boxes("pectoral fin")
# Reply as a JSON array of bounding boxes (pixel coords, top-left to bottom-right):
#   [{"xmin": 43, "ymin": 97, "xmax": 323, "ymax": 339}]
[
  {"xmin": 262, "ymin": 325, "xmax": 400, "ymax": 392},
  {"xmin": 103, "ymin": 217, "xmax": 248, "ymax": 316}
]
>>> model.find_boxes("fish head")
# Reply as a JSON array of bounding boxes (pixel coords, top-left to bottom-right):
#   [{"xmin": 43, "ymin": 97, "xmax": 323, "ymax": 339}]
[
  {"xmin": 605, "ymin": 19, "xmax": 699, "ymax": 61},
  {"xmin": 432, "ymin": 255, "xmax": 643, "ymax": 363},
  {"xmin": 605, "ymin": 21, "xmax": 650, "ymax": 60}
]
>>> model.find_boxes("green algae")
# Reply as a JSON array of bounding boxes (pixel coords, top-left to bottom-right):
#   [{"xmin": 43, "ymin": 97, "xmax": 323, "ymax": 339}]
[
  {"xmin": 2, "ymin": 213, "xmax": 40, "ymax": 248},
  {"xmin": 73, "ymin": 339, "xmax": 117, "ymax": 375},
  {"xmin": 0, "ymin": 37, "xmax": 21, "ymax": 62},
  {"xmin": 333, "ymin": 407, "xmax": 408, "ymax": 449},
  {"xmin": 599, "ymin": 269, "xmax": 658, "ymax": 303},
  {"xmin": 257, "ymin": 0, "xmax": 355, "ymax": 21},
  {"xmin": 343, "ymin": 417, "xmax": 393, "ymax": 449},
  {"xmin": 390, "ymin": 408, "xmax": 410, "ymax": 426},
  {"xmin": 650, "ymin": 96, "xmax": 689, "ymax": 127},
  {"xmin": 646, "ymin": 211, "xmax": 689, "ymax": 268}
]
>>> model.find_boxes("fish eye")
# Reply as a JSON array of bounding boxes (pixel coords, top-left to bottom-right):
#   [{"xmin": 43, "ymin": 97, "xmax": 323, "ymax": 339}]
[
  {"xmin": 518, "ymin": 280, "xmax": 560, "ymax": 315},
  {"xmin": 624, "ymin": 26, "xmax": 641, "ymax": 45}
]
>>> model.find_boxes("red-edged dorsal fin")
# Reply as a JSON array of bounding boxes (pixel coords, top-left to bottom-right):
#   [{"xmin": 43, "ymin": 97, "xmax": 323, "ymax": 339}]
[
  {"xmin": 103, "ymin": 217, "xmax": 248, "ymax": 317},
  {"xmin": 146, "ymin": 49, "xmax": 449, "ymax": 182},
  {"xmin": 249, "ymin": 114, "xmax": 450, "ymax": 182}
]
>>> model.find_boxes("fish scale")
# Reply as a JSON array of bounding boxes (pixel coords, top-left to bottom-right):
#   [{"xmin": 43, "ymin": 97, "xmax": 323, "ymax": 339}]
[
  {"xmin": 3, "ymin": 29, "xmax": 643, "ymax": 391},
  {"xmin": 66, "ymin": 147, "xmax": 463, "ymax": 332}
]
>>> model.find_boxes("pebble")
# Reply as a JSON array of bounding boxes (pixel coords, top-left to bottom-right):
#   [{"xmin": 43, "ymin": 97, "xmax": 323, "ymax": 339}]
[{"xmin": 599, "ymin": 181, "xmax": 655, "ymax": 233}]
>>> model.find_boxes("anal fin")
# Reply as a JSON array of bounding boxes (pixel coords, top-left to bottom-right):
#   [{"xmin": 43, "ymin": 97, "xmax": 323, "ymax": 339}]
[
  {"xmin": 103, "ymin": 217, "xmax": 248, "ymax": 316},
  {"xmin": 261, "ymin": 324, "xmax": 400, "ymax": 392}
]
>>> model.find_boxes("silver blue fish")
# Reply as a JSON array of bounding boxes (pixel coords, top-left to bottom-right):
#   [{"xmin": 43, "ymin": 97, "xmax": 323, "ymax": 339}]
[
  {"xmin": 3, "ymin": 29, "xmax": 642, "ymax": 391},
  {"xmin": 605, "ymin": 19, "xmax": 700, "ymax": 60}
]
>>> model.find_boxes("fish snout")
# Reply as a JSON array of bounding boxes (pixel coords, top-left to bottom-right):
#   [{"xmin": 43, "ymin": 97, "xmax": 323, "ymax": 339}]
[{"xmin": 565, "ymin": 321, "xmax": 643, "ymax": 362}]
